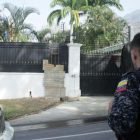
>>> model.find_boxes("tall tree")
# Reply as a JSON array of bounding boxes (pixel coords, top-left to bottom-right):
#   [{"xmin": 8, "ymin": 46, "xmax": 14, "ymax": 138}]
[
  {"xmin": 47, "ymin": 0, "xmax": 93, "ymax": 43},
  {"xmin": 3, "ymin": 3, "xmax": 40, "ymax": 41}
]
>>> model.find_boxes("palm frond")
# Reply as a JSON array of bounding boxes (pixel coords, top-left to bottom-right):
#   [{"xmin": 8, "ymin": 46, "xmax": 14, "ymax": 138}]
[
  {"xmin": 31, "ymin": 29, "xmax": 51, "ymax": 42},
  {"xmin": 3, "ymin": 2, "xmax": 39, "ymax": 40},
  {"xmin": 72, "ymin": 10, "xmax": 79, "ymax": 27},
  {"xmin": 79, "ymin": 6, "xmax": 93, "ymax": 12},
  {"xmin": 19, "ymin": 23, "xmax": 33, "ymax": 31},
  {"xmin": 31, "ymin": 30, "xmax": 39, "ymax": 38},
  {"xmin": 61, "ymin": 6, "xmax": 71, "ymax": 18},
  {"xmin": 21, "ymin": 7, "xmax": 40, "ymax": 24},
  {"xmin": 72, "ymin": 0, "xmax": 78, "ymax": 9},
  {"xmin": 3, "ymin": 3, "xmax": 18, "ymax": 23},
  {"xmin": 102, "ymin": 1, "xmax": 123, "ymax": 11},
  {"xmin": 3, "ymin": 17, "xmax": 10, "ymax": 29},
  {"xmin": 57, "ymin": 15, "xmax": 62, "ymax": 25},
  {"xmin": 70, "ymin": 11, "xmax": 74, "ymax": 24},
  {"xmin": 50, "ymin": 0, "xmax": 67, "ymax": 8},
  {"xmin": 47, "ymin": 10, "xmax": 61, "ymax": 25}
]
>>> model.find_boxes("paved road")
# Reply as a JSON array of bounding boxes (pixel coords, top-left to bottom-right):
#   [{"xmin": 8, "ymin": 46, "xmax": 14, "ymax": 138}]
[
  {"xmin": 15, "ymin": 122, "xmax": 117, "ymax": 140},
  {"xmin": 10, "ymin": 97, "xmax": 112, "ymax": 126}
]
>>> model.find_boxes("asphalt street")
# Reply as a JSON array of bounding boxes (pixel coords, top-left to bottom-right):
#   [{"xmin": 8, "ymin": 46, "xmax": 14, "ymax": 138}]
[{"xmin": 15, "ymin": 121, "xmax": 117, "ymax": 140}]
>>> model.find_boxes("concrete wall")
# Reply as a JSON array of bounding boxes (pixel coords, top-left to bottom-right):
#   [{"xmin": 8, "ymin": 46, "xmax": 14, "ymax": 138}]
[{"xmin": 0, "ymin": 73, "xmax": 45, "ymax": 99}]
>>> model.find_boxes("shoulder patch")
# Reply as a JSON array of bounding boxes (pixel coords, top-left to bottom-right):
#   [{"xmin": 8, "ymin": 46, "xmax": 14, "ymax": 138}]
[{"xmin": 116, "ymin": 79, "xmax": 128, "ymax": 93}]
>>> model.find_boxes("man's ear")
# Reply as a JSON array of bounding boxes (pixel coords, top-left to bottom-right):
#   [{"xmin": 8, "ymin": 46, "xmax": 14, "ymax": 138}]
[
  {"xmin": 131, "ymin": 50, "xmax": 137, "ymax": 60},
  {"xmin": 134, "ymin": 50, "xmax": 137, "ymax": 60}
]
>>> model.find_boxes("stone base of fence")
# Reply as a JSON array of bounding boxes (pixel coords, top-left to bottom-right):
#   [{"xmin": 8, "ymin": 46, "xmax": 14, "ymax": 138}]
[{"xmin": 43, "ymin": 60, "xmax": 66, "ymax": 99}]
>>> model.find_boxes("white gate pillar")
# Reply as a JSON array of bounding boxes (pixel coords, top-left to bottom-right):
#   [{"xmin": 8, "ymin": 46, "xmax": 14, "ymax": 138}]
[{"xmin": 64, "ymin": 43, "xmax": 82, "ymax": 100}]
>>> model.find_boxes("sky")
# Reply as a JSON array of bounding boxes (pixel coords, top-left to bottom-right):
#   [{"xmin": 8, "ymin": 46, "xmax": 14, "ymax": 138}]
[{"xmin": 0, "ymin": 0, "xmax": 140, "ymax": 31}]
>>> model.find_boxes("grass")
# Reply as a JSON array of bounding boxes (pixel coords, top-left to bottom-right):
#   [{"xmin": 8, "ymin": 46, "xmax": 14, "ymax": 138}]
[{"xmin": 0, "ymin": 97, "xmax": 60, "ymax": 120}]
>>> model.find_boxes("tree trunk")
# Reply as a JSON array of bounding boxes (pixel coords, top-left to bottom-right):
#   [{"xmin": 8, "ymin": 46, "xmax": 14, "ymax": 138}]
[{"xmin": 70, "ymin": 23, "xmax": 73, "ymax": 43}]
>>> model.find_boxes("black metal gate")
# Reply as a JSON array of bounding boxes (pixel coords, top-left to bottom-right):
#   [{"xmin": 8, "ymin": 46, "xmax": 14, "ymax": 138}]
[
  {"xmin": 0, "ymin": 42, "xmax": 68, "ymax": 73},
  {"xmin": 80, "ymin": 52, "xmax": 124, "ymax": 96}
]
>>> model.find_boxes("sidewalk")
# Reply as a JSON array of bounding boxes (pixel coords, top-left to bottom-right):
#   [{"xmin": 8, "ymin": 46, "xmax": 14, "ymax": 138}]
[{"xmin": 9, "ymin": 96, "xmax": 113, "ymax": 126}]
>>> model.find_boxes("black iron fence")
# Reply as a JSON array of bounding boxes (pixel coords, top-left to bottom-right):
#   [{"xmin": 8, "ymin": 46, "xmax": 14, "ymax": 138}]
[
  {"xmin": 0, "ymin": 42, "xmax": 68, "ymax": 73},
  {"xmin": 0, "ymin": 41, "xmax": 133, "ymax": 96}
]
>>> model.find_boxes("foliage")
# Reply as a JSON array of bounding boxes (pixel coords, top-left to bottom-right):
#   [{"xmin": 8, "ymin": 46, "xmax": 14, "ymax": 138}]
[
  {"xmin": 0, "ymin": 16, "xmax": 11, "ymax": 42},
  {"xmin": 51, "ymin": 30, "xmax": 70, "ymax": 43},
  {"xmin": 0, "ymin": 24, "xmax": 3, "ymax": 41},
  {"xmin": 47, "ymin": 0, "xmax": 124, "ymax": 44},
  {"xmin": 3, "ymin": 2, "xmax": 40, "ymax": 41},
  {"xmin": 0, "ymin": 1, "xmax": 125, "ymax": 46},
  {"xmin": 31, "ymin": 28, "xmax": 51, "ymax": 42},
  {"xmin": 75, "ymin": 6, "xmax": 127, "ymax": 50},
  {"xmin": 47, "ymin": 0, "xmax": 93, "ymax": 27},
  {"xmin": 13, "ymin": 31, "xmax": 28, "ymax": 42},
  {"xmin": 47, "ymin": 0, "xmax": 123, "ymax": 27},
  {"xmin": 0, "ymin": 16, "xmax": 30, "ymax": 42}
]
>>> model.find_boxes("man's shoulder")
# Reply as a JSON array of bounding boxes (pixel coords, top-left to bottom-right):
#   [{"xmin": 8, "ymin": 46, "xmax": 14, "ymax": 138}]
[
  {"xmin": 121, "ymin": 70, "xmax": 140, "ymax": 89},
  {"xmin": 123, "ymin": 71, "xmax": 134, "ymax": 76},
  {"xmin": 122, "ymin": 71, "xmax": 138, "ymax": 80}
]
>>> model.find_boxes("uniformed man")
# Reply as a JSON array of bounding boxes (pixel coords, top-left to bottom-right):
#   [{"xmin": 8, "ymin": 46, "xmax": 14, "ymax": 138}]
[{"xmin": 108, "ymin": 33, "xmax": 140, "ymax": 140}]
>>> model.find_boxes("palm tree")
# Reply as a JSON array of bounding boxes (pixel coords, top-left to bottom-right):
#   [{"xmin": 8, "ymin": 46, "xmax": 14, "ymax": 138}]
[
  {"xmin": 47, "ymin": 0, "xmax": 93, "ymax": 43},
  {"xmin": 88, "ymin": 0, "xmax": 123, "ymax": 11},
  {"xmin": 3, "ymin": 3, "xmax": 40, "ymax": 42},
  {"xmin": 31, "ymin": 28, "xmax": 51, "ymax": 42}
]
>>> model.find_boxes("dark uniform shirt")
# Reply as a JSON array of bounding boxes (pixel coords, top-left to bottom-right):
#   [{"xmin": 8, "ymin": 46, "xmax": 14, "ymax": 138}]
[{"xmin": 108, "ymin": 67, "xmax": 140, "ymax": 135}]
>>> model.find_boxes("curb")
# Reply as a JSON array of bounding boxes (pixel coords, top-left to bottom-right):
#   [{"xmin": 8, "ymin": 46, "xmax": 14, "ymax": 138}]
[
  {"xmin": 1, "ymin": 122, "xmax": 14, "ymax": 140},
  {"xmin": 12, "ymin": 116, "xmax": 108, "ymax": 132}
]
